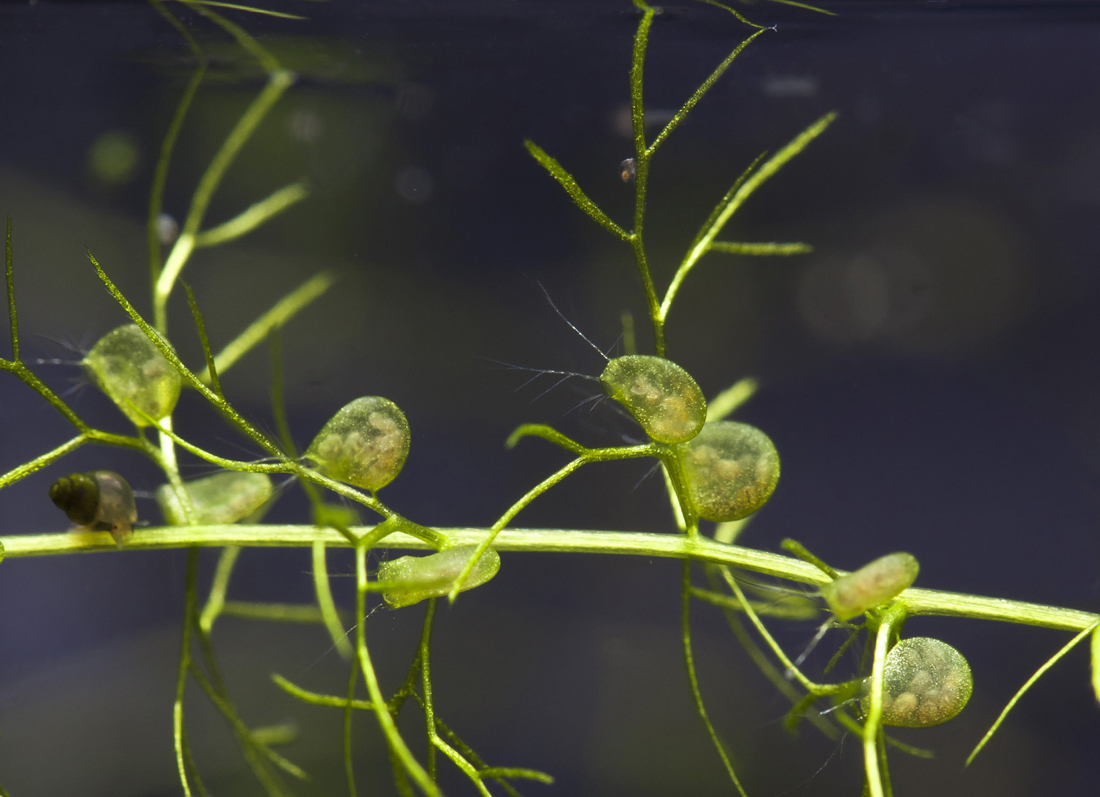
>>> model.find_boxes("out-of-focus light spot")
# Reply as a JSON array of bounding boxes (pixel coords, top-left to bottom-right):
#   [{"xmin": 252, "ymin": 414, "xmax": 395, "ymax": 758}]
[
  {"xmin": 799, "ymin": 251, "xmax": 931, "ymax": 345},
  {"xmin": 396, "ymin": 166, "xmax": 433, "ymax": 204},
  {"xmin": 798, "ymin": 199, "xmax": 1029, "ymax": 356},
  {"xmin": 156, "ymin": 213, "xmax": 179, "ymax": 245},
  {"xmin": 289, "ymin": 109, "xmax": 323, "ymax": 143},
  {"xmin": 761, "ymin": 75, "xmax": 818, "ymax": 99},
  {"xmin": 87, "ymin": 131, "xmax": 139, "ymax": 186}
]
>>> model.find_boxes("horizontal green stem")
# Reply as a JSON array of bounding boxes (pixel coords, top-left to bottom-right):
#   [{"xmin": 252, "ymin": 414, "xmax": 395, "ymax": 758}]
[{"xmin": 2, "ymin": 526, "xmax": 1094, "ymax": 632}]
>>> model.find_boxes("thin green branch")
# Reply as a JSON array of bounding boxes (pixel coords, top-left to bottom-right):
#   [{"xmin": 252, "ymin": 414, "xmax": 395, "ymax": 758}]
[
  {"xmin": 345, "ymin": 658, "xmax": 360, "ymax": 797},
  {"xmin": 647, "ymin": 27, "xmax": 768, "ymax": 157},
  {"xmin": 155, "ymin": 65, "xmax": 295, "ymax": 331},
  {"xmin": 1092, "ymin": 625, "xmax": 1100, "ymax": 706},
  {"xmin": 864, "ymin": 604, "xmax": 906, "ymax": 797},
  {"xmin": 200, "ymin": 271, "xmax": 336, "ymax": 382},
  {"xmin": 188, "ymin": 660, "xmax": 302, "ymax": 792},
  {"xmin": 5, "ymin": 217, "xmax": 17, "ymax": 361},
  {"xmin": 355, "ymin": 545, "xmax": 442, "ymax": 797},
  {"xmin": 506, "ymin": 424, "xmax": 589, "ymax": 455},
  {"xmin": 184, "ymin": 0, "xmax": 307, "ymax": 19},
  {"xmin": 967, "ymin": 621, "xmax": 1100, "ymax": 766},
  {"xmin": 148, "ymin": 0, "xmax": 207, "ymax": 287},
  {"xmin": 661, "ymin": 112, "xmax": 836, "ymax": 323},
  {"xmin": 183, "ymin": 282, "xmax": 223, "ymax": 399},
  {"xmin": 181, "ymin": 0, "xmax": 290, "ymax": 68},
  {"xmin": 0, "ymin": 360, "xmax": 91, "ymax": 433},
  {"xmin": 682, "ymin": 561, "xmax": 748, "ymax": 796},
  {"xmin": 523, "ymin": 141, "xmax": 630, "ymax": 241},
  {"xmin": 273, "ymin": 672, "xmax": 374, "ymax": 710},
  {"xmin": 199, "ymin": 545, "xmax": 241, "ymax": 633},
  {"xmin": 627, "ymin": 2, "xmax": 662, "ymax": 354},
  {"xmin": 706, "ymin": 377, "xmax": 758, "ymax": 423},
  {"xmin": 314, "ymin": 540, "xmax": 354, "ymax": 658},
  {"xmin": 708, "ymin": 241, "xmax": 813, "ymax": 255},
  {"xmin": 193, "ymin": 181, "xmax": 310, "ymax": 248},
  {"xmin": 702, "ymin": 564, "xmax": 841, "ymax": 742},
  {"xmin": 174, "ymin": 548, "xmax": 200, "ymax": 797},
  {"xmin": 89, "ymin": 251, "xmax": 290, "ymax": 461},
  {"xmin": 0, "ymin": 435, "xmax": 86, "ymax": 490},
  {"xmin": 4, "ymin": 526, "xmax": 1099, "ymax": 633},
  {"xmin": 221, "ymin": 600, "xmax": 337, "ymax": 623}
]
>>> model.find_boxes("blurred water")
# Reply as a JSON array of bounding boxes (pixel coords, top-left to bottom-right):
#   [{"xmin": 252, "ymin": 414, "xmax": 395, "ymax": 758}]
[{"xmin": 2, "ymin": 1, "xmax": 1100, "ymax": 795}]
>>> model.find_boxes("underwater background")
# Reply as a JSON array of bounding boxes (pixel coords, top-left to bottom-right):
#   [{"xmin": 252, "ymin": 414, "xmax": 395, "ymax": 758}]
[{"xmin": 2, "ymin": 1, "xmax": 1100, "ymax": 794}]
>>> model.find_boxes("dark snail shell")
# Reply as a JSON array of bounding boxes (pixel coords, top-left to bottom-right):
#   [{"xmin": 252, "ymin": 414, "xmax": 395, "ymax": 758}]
[{"xmin": 49, "ymin": 470, "xmax": 137, "ymax": 547}]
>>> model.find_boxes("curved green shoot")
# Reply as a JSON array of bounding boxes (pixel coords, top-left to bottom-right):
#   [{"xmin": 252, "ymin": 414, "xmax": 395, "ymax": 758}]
[
  {"xmin": 967, "ymin": 620, "xmax": 1100, "ymax": 766},
  {"xmin": 863, "ymin": 603, "xmax": 907, "ymax": 797},
  {"xmin": 1092, "ymin": 624, "xmax": 1100, "ymax": 706},
  {"xmin": 199, "ymin": 545, "xmax": 241, "ymax": 633},
  {"xmin": 660, "ymin": 112, "xmax": 837, "ymax": 324},
  {"xmin": 706, "ymin": 377, "xmax": 759, "ymax": 423},
  {"xmin": 354, "ymin": 545, "xmax": 442, "ymax": 797},
  {"xmin": 5, "ymin": 217, "xmax": 16, "ymax": 361},
  {"xmin": 193, "ymin": 181, "xmax": 310, "ymax": 249},
  {"xmin": 523, "ymin": 141, "xmax": 629, "ymax": 241},
  {"xmin": 183, "ymin": 282, "xmax": 223, "ymax": 400},
  {"xmin": 147, "ymin": 0, "xmax": 207, "ymax": 286},
  {"xmin": 183, "ymin": 0, "xmax": 308, "ymax": 20},
  {"xmin": 199, "ymin": 270, "xmax": 336, "ymax": 382},
  {"xmin": 682, "ymin": 561, "xmax": 749, "ymax": 797}
]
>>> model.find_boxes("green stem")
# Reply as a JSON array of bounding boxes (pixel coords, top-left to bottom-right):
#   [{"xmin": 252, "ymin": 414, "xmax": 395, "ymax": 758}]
[
  {"xmin": 355, "ymin": 544, "xmax": 442, "ymax": 797},
  {"xmin": 681, "ymin": 560, "xmax": 748, "ymax": 796},
  {"xmin": 864, "ymin": 604, "xmax": 907, "ymax": 797},
  {"xmin": 3, "ymin": 527, "xmax": 1097, "ymax": 633}
]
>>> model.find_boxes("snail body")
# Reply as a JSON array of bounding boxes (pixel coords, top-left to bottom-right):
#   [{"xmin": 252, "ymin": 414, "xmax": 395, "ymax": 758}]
[{"xmin": 49, "ymin": 470, "xmax": 137, "ymax": 547}]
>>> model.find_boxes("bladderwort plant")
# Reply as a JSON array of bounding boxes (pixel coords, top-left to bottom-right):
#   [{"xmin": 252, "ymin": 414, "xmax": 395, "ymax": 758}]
[{"xmin": 2, "ymin": 1, "xmax": 1100, "ymax": 795}]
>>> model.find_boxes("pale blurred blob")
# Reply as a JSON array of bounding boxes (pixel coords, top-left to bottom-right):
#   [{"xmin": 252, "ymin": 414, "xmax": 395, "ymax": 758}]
[
  {"xmin": 87, "ymin": 130, "xmax": 140, "ymax": 186},
  {"xmin": 798, "ymin": 199, "xmax": 1029, "ymax": 356},
  {"xmin": 288, "ymin": 108, "xmax": 324, "ymax": 143}
]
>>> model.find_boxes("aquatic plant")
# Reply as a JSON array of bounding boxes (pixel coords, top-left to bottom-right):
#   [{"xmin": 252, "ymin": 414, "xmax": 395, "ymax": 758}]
[{"xmin": 1, "ymin": 1, "xmax": 1098, "ymax": 796}]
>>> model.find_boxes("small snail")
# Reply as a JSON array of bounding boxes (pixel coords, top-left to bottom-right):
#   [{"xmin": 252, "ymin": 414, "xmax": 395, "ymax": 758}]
[
  {"xmin": 49, "ymin": 470, "xmax": 137, "ymax": 547},
  {"xmin": 676, "ymin": 420, "xmax": 780, "ymax": 521},
  {"xmin": 821, "ymin": 552, "xmax": 919, "ymax": 622},
  {"xmin": 376, "ymin": 544, "xmax": 500, "ymax": 608},
  {"xmin": 305, "ymin": 396, "xmax": 410, "ymax": 491},
  {"xmin": 600, "ymin": 355, "xmax": 707, "ymax": 444},
  {"xmin": 156, "ymin": 471, "xmax": 273, "ymax": 525},
  {"xmin": 620, "ymin": 157, "xmax": 637, "ymax": 183},
  {"xmin": 83, "ymin": 323, "xmax": 181, "ymax": 426},
  {"xmin": 862, "ymin": 637, "xmax": 973, "ymax": 728}
]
